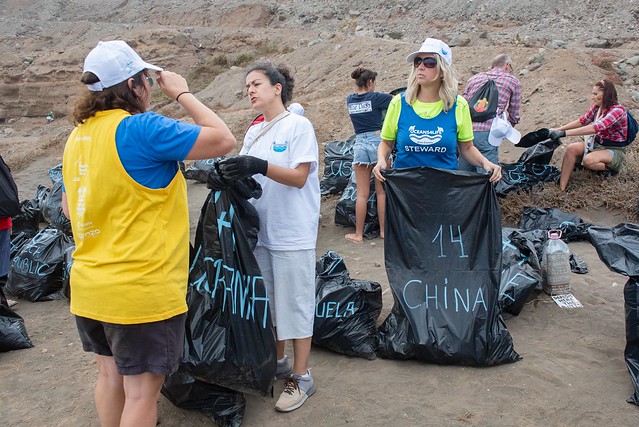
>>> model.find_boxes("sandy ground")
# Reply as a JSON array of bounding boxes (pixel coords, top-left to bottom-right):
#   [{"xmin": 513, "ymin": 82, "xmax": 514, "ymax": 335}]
[{"xmin": 1, "ymin": 153, "xmax": 638, "ymax": 427}]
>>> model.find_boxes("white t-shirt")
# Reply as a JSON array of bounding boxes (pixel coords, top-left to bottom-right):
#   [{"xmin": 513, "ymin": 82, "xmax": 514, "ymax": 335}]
[{"xmin": 241, "ymin": 113, "xmax": 320, "ymax": 250}]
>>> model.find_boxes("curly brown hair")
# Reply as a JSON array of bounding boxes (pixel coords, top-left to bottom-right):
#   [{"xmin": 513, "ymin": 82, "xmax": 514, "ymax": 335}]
[{"xmin": 71, "ymin": 71, "xmax": 149, "ymax": 125}]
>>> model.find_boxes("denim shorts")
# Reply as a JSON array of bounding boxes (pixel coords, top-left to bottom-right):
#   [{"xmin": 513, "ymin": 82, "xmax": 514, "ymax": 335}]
[
  {"xmin": 353, "ymin": 131, "xmax": 381, "ymax": 166},
  {"xmin": 75, "ymin": 313, "xmax": 186, "ymax": 376}
]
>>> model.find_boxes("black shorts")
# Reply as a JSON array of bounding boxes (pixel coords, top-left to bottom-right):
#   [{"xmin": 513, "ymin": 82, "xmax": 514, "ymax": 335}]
[{"xmin": 75, "ymin": 313, "xmax": 186, "ymax": 376}]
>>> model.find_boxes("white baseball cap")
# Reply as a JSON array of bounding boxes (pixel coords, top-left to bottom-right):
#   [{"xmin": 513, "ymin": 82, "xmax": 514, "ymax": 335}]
[
  {"xmin": 406, "ymin": 38, "xmax": 453, "ymax": 65},
  {"xmin": 488, "ymin": 114, "xmax": 521, "ymax": 147},
  {"xmin": 287, "ymin": 102, "xmax": 305, "ymax": 116},
  {"xmin": 83, "ymin": 40, "xmax": 163, "ymax": 91}
]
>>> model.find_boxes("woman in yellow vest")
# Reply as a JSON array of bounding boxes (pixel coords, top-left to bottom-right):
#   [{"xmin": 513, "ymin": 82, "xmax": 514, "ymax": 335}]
[{"xmin": 61, "ymin": 40, "xmax": 235, "ymax": 427}]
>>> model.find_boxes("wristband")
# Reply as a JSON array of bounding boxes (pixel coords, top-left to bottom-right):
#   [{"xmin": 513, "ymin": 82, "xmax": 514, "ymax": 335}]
[{"xmin": 175, "ymin": 91, "xmax": 191, "ymax": 102}]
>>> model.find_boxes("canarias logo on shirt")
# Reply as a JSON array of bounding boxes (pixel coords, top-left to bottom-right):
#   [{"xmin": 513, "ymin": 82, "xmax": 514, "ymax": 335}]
[
  {"xmin": 408, "ymin": 125, "xmax": 444, "ymax": 145},
  {"xmin": 272, "ymin": 140, "xmax": 288, "ymax": 152}
]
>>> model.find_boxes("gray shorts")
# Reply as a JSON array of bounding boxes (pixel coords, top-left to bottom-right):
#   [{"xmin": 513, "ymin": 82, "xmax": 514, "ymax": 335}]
[
  {"xmin": 75, "ymin": 313, "xmax": 186, "ymax": 376},
  {"xmin": 254, "ymin": 246, "xmax": 315, "ymax": 340}
]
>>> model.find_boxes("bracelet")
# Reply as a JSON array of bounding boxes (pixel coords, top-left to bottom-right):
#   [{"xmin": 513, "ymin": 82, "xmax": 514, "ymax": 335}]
[{"xmin": 175, "ymin": 91, "xmax": 191, "ymax": 102}]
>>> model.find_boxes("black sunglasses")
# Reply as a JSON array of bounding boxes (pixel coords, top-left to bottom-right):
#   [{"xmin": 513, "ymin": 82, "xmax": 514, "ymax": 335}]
[{"xmin": 413, "ymin": 57, "xmax": 438, "ymax": 68}]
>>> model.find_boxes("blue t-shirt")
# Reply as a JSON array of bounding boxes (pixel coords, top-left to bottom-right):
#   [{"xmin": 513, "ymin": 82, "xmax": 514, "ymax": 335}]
[
  {"xmin": 394, "ymin": 94, "xmax": 459, "ymax": 170},
  {"xmin": 347, "ymin": 92, "xmax": 393, "ymax": 134},
  {"xmin": 115, "ymin": 112, "xmax": 201, "ymax": 188}
]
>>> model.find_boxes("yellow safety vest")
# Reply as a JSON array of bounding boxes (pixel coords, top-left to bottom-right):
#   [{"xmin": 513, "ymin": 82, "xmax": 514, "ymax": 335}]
[{"xmin": 62, "ymin": 109, "xmax": 189, "ymax": 324}]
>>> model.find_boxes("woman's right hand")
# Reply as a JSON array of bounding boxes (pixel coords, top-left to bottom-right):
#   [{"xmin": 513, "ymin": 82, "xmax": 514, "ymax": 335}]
[
  {"xmin": 373, "ymin": 158, "xmax": 387, "ymax": 182},
  {"xmin": 155, "ymin": 70, "xmax": 190, "ymax": 101}
]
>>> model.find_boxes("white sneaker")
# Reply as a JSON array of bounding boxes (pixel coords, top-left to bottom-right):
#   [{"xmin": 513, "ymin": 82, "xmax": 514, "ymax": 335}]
[{"xmin": 275, "ymin": 371, "xmax": 316, "ymax": 412}]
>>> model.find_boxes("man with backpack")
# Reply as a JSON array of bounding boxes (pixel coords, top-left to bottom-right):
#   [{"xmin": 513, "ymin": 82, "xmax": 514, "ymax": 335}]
[{"xmin": 460, "ymin": 54, "xmax": 522, "ymax": 172}]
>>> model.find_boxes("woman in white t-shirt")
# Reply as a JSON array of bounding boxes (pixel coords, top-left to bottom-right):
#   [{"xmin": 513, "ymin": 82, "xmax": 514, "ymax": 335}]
[{"xmin": 218, "ymin": 60, "xmax": 320, "ymax": 413}]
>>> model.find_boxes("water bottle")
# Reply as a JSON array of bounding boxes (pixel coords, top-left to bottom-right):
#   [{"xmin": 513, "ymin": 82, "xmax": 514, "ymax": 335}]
[{"xmin": 541, "ymin": 229, "xmax": 571, "ymax": 295}]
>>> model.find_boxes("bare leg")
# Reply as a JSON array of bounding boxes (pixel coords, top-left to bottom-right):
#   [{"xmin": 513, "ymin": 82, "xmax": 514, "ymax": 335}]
[
  {"xmin": 276, "ymin": 333, "xmax": 286, "ymax": 360},
  {"xmin": 94, "ymin": 355, "xmax": 125, "ymax": 427},
  {"xmin": 120, "ymin": 372, "xmax": 165, "ymax": 427},
  {"xmin": 582, "ymin": 150, "xmax": 613, "ymax": 171},
  {"xmin": 559, "ymin": 141, "xmax": 585, "ymax": 191},
  {"xmin": 373, "ymin": 171, "xmax": 385, "ymax": 239},
  {"xmin": 345, "ymin": 164, "xmax": 371, "ymax": 243},
  {"xmin": 292, "ymin": 337, "xmax": 312, "ymax": 375}
]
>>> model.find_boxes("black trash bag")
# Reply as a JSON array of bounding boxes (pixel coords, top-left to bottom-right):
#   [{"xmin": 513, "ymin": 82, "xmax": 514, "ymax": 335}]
[
  {"xmin": 570, "ymin": 253, "xmax": 588, "ymax": 274},
  {"xmin": 162, "ymin": 372, "xmax": 245, "ymax": 427},
  {"xmin": 499, "ymin": 228, "xmax": 543, "ymax": 315},
  {"xmin": 180, "ymin": 184, "xmax": 276, "ymax": 396},
  {"xmin": 519, "ymin": 207, "xmax": 592, "ymax": 241},
  {"xmin": 48, "ymin": 163, "xmax": 63, "ymax": 184},
  {"xmin": 313, "ymin": 251, "xmax": 383, "ymax": 360},
  {"xmin": 9, "ymin": 231, "xmax": 32, "ymax": 260},
  {"xmin": 495, "ymin": 163, "xmax": 560, "ymax": 197},
  {"xmin": 0, "ymin": 154, "xmax": 20, "ymax": 218},
  {"xmin": 518, "ymin": 128, "xmax": 550, "ymax": 149},
  {"xmin": 61, "ymin": 245, "xmax": 75, "ymax": 300},
  {"xmin": 319, "ymin": 136, "xmax": 355, "ymax": 195},
  {"xmin": 588, "ymin": 224, "xmax": 639, "ymax": 276},
  {"xmin": 335, "ymin": 174, "xmax": 379, "ymax": 239},
  {"xmin": 11, "ymin": 199, "xmax": 41, "ymax": 237},
  {"xmin": 205, "ymin": 167, "xmax": 262, "ymax": 251},
  {"xmin": 183, "ymin": 158, "xmax": 219, "ymax": 183},
  {"xmin": 587, "ymin": 223, "xmax": 639, "ymax": 405},
  {"xmin": 41, "ymin": 180, "xmax": 72, "ymax": 236},
  {"xmin": 6, "ymin": 227, "xmax": 74, "ymax": 302},
  {"xmin": 376, "ymin": 167, "xmax": 520, "ymax": 366},
  {"xmin": 625, "ymin": 277, "xmax": 639, "ymax": 405},
  {"xmin": 517, "ymin": 138, "xmax": 562, "ymax": 165},
  {"xmin": 0, "ymin": 302, "xmax": 34, "ymax": 352}
]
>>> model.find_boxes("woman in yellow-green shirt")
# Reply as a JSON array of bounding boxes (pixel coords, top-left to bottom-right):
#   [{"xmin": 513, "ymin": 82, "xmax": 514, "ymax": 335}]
[{"xmin": 373, "ymin": 38, "xmax": 501, "ymax": 182}]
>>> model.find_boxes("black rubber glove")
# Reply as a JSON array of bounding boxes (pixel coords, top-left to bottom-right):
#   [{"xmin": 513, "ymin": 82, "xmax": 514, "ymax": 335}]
[
  {"xmin": 549, "ymin": 130, "xmax": 566, "ymax": 141},
  {"xmin": 218, "ymin": 155, "xmax": 268, "ymax": 181},
  {"xmin": 206, "ymin": 165, "xmax": 231, "ymax": 191}
]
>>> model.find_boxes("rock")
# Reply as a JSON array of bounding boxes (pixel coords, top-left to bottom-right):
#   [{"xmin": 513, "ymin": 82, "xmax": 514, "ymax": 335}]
[
  {"xmin": 308, "ymin": 38, "xmax": 322, "ymax": 47},
  {"xmin": 584, "ymin": 38, "xmax": 611, "ymax": 48},
  {"xmin": 528, "ymin": 62, "xmax": 542, "ymax": 72},
  {"xmin": 448, "ymin": 34, "xmax": 471, "ymax": 47},
  {"xmin": 518, "ymin": 69, "xmax": 529, "ymax": 77},
  {"xmin": 546, "ymin": 40, "xmax": 566, "ymax": 49},
  {"xmin": 625, "ymin": 55, "xmax": 639, "ymax": 66}
]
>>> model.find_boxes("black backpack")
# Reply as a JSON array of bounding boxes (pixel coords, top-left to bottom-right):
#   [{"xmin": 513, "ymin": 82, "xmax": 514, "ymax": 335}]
[
  {"xmin": 626, "ymin": 110, "xmax": 638, "ymax": 145},
  {"xmin": 468, "ymin": 78, "xmax": 499, "ymax": 122},
  {"xmin": 0, "ymin": 155, "xmax": 20, "ymax": 218}
]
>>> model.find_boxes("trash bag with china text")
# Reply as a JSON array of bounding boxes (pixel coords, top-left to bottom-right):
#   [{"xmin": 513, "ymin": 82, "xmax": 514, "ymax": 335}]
[{"xmin": 376, "ymin": 166, "xmax": 520, "ymax": 366}]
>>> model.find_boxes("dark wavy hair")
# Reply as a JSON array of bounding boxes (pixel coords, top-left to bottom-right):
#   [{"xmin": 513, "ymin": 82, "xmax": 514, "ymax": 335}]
[
  {"xmin": 71, "ymin": 70, "xmax": 149, "ymax": 125},
  {"xmin": 246, "ymin": 60, "xmax": 295, "ymax": 105},
  {"xmin": 351, "ymin": 67, "xmax": 377, "ymax": 89},
  {"xmin": 595, "ymin": 79, "xmax": 618, "ymax": 110}
]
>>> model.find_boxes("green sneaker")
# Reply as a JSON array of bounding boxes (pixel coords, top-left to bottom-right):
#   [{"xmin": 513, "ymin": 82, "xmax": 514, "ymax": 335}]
[{"xmin": 275, "ymin": 371, "xmax": 316, "ymax": 412}]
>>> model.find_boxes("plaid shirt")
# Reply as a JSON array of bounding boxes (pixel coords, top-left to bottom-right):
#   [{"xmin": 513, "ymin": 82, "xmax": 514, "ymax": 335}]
[
  {"xmin": 462, "ymin": 68, "xmax": 522, "ymax": 132},
  {"xmin": 580, "ymin": 104, "xmax": 627, "ymax": 142}
]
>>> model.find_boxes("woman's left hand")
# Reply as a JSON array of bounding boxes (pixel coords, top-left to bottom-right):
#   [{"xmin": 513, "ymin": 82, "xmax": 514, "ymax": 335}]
[{"xmin": 482, "ymin": 160, "xmax": 502, "ymax": 183}]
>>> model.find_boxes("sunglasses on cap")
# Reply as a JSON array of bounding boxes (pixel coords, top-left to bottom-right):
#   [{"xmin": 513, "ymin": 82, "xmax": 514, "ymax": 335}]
[{"xmin": 413, "ymin": 57, "xmax": 438, "ymax": 68}]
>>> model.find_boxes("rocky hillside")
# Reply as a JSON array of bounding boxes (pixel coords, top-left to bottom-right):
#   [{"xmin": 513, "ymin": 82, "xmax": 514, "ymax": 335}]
[{"xmin": 2, "ymin": 0, "xmax": 639, "ymax": 205}]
